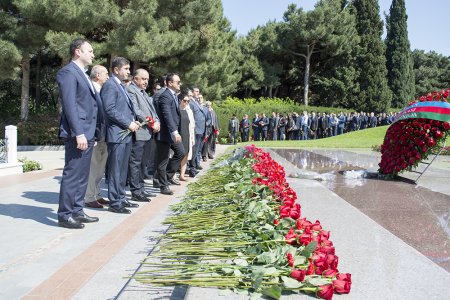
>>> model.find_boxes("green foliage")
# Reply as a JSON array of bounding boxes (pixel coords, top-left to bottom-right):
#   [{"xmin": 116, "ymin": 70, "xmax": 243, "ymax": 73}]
[
  {"xmin": 17, "ymin": 114, "xmax": 61, "ymax": 145},
  {"xmin": 412, "ymin": 50, "xmax": 450, "ymax": 97},
  {"xmin": 0, "ymin": 39, "xmax": 21, "ymax": 79},
  {"xmin": 352, "ymin": 0, "xmax": 392, "ymax": 112},
  {"xmin": 279, "ymin": 0, "xmax": 359, "ymax": 106},
  {"xmin": 18, "ymin": 157, "xmax": 42, "ymax": 172},
  {"xmin": 385, "ymin": 0, "xmax": 415, "ymax": 108}
]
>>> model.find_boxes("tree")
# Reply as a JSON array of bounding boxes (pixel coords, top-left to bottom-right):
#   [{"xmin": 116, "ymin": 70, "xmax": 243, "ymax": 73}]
[
  {"xmin": 279, "ymin": 0, "xmax": 357, "ymax": 106},
  {"xmin": 1, "ymin": 0, "xmax": 118, "ymax": 120},
  {"xmin": 412, "ymin": 50, "xmax": 450, "ymax": 97},
  {"xmin": 385, "ymin": 0, "xmax": 415, "ymax": 108},
  {"xmin": 352, "ymin": 0, "xmax": 392, "ymax": 112},
  {"xmin": 236, "ymin": 32, "xmax": 265, "ymax": 98}
]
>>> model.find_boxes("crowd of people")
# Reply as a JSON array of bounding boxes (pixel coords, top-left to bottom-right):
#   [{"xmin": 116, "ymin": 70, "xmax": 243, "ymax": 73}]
[
  {"xmin": 229, "ymin": 111, "xmax": 396, "ymax": 142},
  {"xmin": 56, "ymin": 38, "xmax": 219, "ymax": 229}
]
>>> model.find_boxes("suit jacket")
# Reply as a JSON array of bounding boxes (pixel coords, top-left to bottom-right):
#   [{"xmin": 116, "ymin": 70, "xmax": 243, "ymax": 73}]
[
  {"xmin": 189, "ymin": 98, "xmax": 207, "ymax": 135},
  {"xmin": 57, "ymin": 61, "xmax": 98, "ymax": 141},
  {"xmin": 127, "ymin": 82, "xmax": 160, "ymax": 141},
  {"xmin": 101, "ymin": 76, "xmax": 136, "ymax": 144},
  {"xmin": 155, "ymin": 88, "xmax": 180, "ymax": 144}
]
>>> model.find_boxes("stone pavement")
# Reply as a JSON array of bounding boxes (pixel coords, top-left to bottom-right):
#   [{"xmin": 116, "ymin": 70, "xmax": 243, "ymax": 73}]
[{"xmin": 1, "ymin": 146, "xmax": 450, "ymax": 300}]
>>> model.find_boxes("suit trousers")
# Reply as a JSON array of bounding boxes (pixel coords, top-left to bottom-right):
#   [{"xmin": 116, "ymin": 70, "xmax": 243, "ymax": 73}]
[
  {"xmin": 85, "ymin": 141, "xmax": 108, "ymax": 202},
  {"xmin": 58, "ymin": 137, "xmax": 94, "ymax": 221},
  {"xmin": 107, "ymin": 141, "xmax": 132, "ymax": 209},
  {"xmin": 143, "ymin": 138, "xmax": 156, "ymax": 175},
  {"xmin": 128, "ymin": 140, "xmax": 146, "ymax": 196},
  {"xmin": 155, "ymin": 140, "xmax": 171, "ymax": 188},
  {"xmin": 191, "ymin": 134, "xmax": 204, "ymax": 168},
  {"xmin": 167, "ymin": 141, "xmax": 186, "ymax": 180}
]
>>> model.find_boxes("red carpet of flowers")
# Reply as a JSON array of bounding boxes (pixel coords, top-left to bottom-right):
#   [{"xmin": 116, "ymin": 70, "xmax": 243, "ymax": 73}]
[
  {"xmin": 246, "ymin": 145, "xmax": 351, "ymax": 300},
  {"xmin": 379, "ymin": 89, "xmax": 450, "ymax": 176}
]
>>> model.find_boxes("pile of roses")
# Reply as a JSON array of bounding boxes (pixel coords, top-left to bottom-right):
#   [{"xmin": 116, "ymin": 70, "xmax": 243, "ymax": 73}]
[
  {"xmin": 247, "ymin": 145, "xmax": 351, "ymax": 299},
  {"xmin": 138, "ymin": 145, "xmax": 351, "ymax": 300},
  {"xmin": 379, "ymin": 89, "xmax": 450, "ymax": 176}
]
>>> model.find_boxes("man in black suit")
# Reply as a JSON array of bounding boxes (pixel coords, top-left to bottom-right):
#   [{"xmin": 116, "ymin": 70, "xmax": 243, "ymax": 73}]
[
  {"xmin": 127, "ymin": 69, "xmax": 160, "ymax": 202},
  {"xmin": 56, "ymin": 38, "xmax": 99, "ymax": 229},
  {"xmin": 101, "ymin": 57, "xmax": 140, "ymax": 214},
  {"xmin": 154, "ymin": 73, "xmax": 185, "ymax": 195}
]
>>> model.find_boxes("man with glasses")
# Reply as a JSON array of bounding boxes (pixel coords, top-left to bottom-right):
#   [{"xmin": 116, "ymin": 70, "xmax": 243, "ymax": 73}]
[{"xmin": 154, "ymin": 73, "xmax": 185, "ymax": 195}]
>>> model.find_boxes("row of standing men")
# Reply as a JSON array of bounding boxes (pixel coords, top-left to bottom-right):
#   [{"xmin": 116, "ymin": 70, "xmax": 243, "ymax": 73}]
[
  {"xmin": 56, "ymin": 38, "xmax": 219, "ymax": 229},
  {"xmin": 228, "ymin": 111, "xmax": 395, "ymax": 143}
]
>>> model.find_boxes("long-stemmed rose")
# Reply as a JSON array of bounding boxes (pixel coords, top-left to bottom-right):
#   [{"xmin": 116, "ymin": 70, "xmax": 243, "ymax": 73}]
[{"xmin": 136, "ymin": 146, "xmax": 351, "ymax": 299}]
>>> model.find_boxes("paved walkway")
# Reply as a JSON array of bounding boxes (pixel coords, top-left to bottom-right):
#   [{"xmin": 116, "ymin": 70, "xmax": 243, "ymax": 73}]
[{"xmin": 1, "ymin": 146, "xmax": 450, "ymax": 300}]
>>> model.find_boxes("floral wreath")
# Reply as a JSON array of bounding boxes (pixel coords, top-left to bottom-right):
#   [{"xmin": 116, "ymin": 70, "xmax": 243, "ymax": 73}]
[{"xmin": 378, "ymin": 89, "xmax": 450, "ymax": 176}]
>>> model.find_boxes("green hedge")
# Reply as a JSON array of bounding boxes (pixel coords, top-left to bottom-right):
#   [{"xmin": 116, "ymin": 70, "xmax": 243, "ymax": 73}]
[{"xmin": 16, "ymin": 114, "xmax": 62, "ymax": 145}]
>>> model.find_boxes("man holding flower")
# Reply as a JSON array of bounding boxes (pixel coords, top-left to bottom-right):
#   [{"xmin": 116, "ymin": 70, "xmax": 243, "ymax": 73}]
[
  {"xmin": 101, "ymin": 57, "xmax": 140, "ymax": 214},
  {"xmin": 127, "ymin": 69, "xmax": 160, "ymax": 202}
]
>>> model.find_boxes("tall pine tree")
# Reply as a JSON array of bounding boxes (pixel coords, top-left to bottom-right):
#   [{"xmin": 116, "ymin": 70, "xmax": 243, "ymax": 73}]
[
  {"xmin": 385, "ymin": 0, "xmax": 415, "ymax": 108},
  {"xmin": 352, "ymin": 0, "xmax": 392, "ymax": 112}
]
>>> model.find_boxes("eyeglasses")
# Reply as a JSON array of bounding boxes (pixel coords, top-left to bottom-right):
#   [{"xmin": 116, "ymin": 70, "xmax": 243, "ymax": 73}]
[{"xmin": 183, "ymin": 99, "xmax": 190, "ymax": 103}]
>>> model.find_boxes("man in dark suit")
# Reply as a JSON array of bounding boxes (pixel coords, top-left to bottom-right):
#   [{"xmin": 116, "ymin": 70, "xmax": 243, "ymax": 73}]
[
  {"xmin": 240, "ymin": 114, "xmax": 250, "ymax": 142},
  {"xmin": 127, "ymin": 69, "xmax": 160, "ymax": 202},
  {"xmin": 56, "ymin": 38, "xmax": 100, "ymax": 229},
  {"xmin": 101, "ymin": 57, "xmax": 140, "ymax": 214},
  {"xmin": 154, "ymin": 73, "xmax": 185, "ymax": 195}
]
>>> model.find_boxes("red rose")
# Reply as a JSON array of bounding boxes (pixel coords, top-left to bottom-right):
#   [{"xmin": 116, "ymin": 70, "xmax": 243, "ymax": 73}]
[
  {"xmin": 316, "ymin": 284, "xmax": 334, "ymax": 300},
  {"xmin": 428, "ymin": 137, "xmax": 435, "ymax": 147},
  {"xmin": 435, "ymin": 130, "xmax": 443, "ymax": 139},
  {"xmin": 336, "ymin": 273, "xmax": 352, "ymax": 283},
  {"xmin": 333, "ymin": 279, "xmax": 351, "ymax": 294},
  {"xmin": 290, "ymin": 269, "xmax": 306, "ymax": 281}
]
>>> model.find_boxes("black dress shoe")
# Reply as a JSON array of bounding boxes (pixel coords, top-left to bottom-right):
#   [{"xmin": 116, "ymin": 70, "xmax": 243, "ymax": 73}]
[
  {"xmin": 123, "ymin": 199, "xmax": 139, "ymax": 208},
  {"xmin": 58, "ymin": 217, "xmax": 85, "ymax": 229},
  {"xmin": 85, "ymin": 200, "xmax": 103, "ymax": 209},
  {"xmin": 131, "ymin": 194, "xmax": 150, "ymax": 202},
  {"xmin": 189, "ymin": 170, "xmax": 197, "ymax": 177},
  {"xmin": 196, "ymin": 165, "xmax": 203, "ymax": 170},
  {"xmin": 73, "ymin": 213, "xmax": 99, "ymax": 223},
  {"xmin": 144, "ymin": 191, "xmax": 157, "ymax": 197},
  {"xmin": 108, "ymin": 206, "xmax": 131, "ymax": 214},
  {"xmin": 153, "ymin": 181, "xmax": 161, "ymax": 188},
  {"xmin": 168, "ymin": 178, "xmax": 181, "ymax": 185},
  {"xmin": 160, "ymin": 186, "xmax": 174, "ymax": 195}
]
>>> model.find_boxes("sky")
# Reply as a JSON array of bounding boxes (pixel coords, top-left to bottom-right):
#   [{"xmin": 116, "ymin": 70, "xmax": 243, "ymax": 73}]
[{"xmin": 221, "ymin": 0, "xmax": 450, "ymax": 56}]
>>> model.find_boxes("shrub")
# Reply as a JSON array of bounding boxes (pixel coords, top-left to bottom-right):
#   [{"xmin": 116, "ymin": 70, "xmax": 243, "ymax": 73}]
[{"xmin": 18, "ymin": 157, "xmax": 43, "ymax": 172}]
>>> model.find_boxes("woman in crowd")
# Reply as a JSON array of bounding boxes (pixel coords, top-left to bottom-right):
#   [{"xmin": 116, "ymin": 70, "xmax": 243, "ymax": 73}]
[{"xmin": 178, "ymin": 92, "xmax": 195, "ymax": 181}]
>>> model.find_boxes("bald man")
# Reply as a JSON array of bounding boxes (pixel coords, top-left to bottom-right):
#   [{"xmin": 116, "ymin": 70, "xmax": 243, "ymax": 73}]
[{"xmin": 127, "ymin": 69, "xmax": 160, "ymax": 202}]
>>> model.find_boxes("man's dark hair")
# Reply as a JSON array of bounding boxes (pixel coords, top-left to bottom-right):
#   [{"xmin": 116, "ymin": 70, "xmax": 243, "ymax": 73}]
[
  {"xmin": 111, "ymin": 57, "xmax": 130, "ymax": 70},
  {"xmin": 158, "ymin": 75, "xmax": 167, "ymax": 87},
  {"xmin": 166, "ymin": 73, "xmax": 179, "ymax": 84},
  {"xmin": 69, "ymin": 38, "xmax": 88, "ymax": 57}
]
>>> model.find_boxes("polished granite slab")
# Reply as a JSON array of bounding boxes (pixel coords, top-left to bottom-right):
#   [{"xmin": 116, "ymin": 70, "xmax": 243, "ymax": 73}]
[{"xmin": 273, "ymin": 148, "xmax": 450, "ymax": 273}]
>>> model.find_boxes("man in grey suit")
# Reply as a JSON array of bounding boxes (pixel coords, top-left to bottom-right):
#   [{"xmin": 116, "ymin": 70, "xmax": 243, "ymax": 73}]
[
  {"xmin": 189, "ymin": 87, "xmax": 207, "ymax": 170},
  {"xmin": 56, "ymin": 38, "xmax": 100, "ymax": 229},
  {"xmin": 127, "ymin": 69, "xmax": 161, "ymax": 202},
  {"xmin": 101, "ymin": 57, "xmax": 140, "ymax": 214}
]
